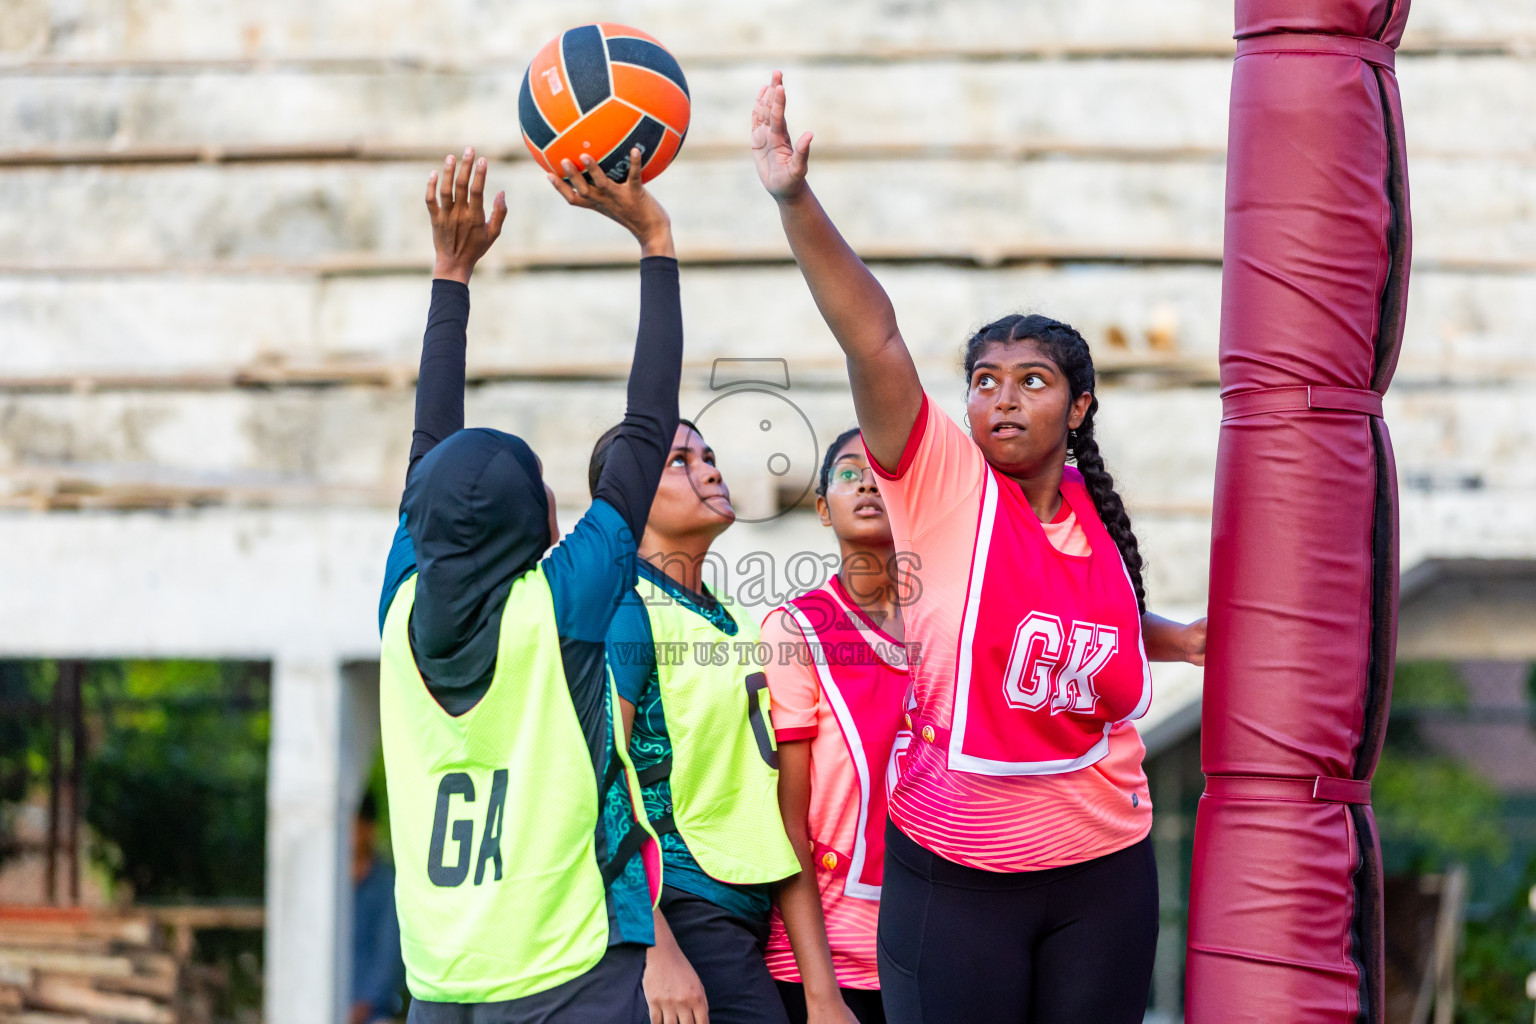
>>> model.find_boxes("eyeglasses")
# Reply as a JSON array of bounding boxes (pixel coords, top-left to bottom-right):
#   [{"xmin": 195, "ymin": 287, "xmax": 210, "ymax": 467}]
[{"xmin": 826, "ymin": 464, "xmax": 877, "ymax": 492}]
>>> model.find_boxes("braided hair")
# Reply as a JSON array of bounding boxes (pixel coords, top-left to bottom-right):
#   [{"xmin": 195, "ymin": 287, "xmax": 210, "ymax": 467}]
[
  {"xmin": 815, "ymin": 427, "xmax": 864, "ymax": 498},
  {"xmin": 962, "ymin": 314, "xmax": 1147, "ymax": 612}
]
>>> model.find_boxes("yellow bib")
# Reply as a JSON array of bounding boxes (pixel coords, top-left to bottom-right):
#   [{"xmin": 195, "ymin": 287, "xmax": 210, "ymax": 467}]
[
  {"xmin": 637, "ymin": 574, "xmax": 799, "ymax": 886},
  {"xmin": 381, "ymin": 572, "xmax": 656, "ymax": 1001}
]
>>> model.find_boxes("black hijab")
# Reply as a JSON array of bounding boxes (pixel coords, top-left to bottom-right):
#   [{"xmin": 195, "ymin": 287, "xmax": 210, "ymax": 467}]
[{"xmin": 402, "ymin": 428, "xmax": 551, "ymax": 711}]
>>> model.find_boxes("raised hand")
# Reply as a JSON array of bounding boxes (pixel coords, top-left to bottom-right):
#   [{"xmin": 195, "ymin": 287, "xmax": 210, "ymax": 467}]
[
  {"xmin": 547, "ymin": 150, "xmax": 675, "ymax": 259},
  {"xmin": 426, "ymin": 147, "xmax": 507, "ymax": 284},
  {"xmin": 751, "ymin": 70, "xmax": 813, "ymax": 202}
]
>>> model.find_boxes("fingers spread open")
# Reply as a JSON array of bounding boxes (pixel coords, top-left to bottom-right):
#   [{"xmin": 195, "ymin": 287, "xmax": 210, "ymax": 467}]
[
  {"xmin": 468, "ymin": 156, "xmax": 488, "ymax": 217},
  {"xmin": 581, "ymin": 154, "xmax": 616, "ymax": 194},
  {"xmin": 452, "ymin": 147, "xmax": 474, "ymax": 206},
  {"xmin": 439, "ymin": 155, "xmax": 456, "ymax": 211},
  {"xmin": 488, "ymin": 191, "xmax": 508, "ymax": 239},
  {"xmin": 562, "ymin": 159, "xmax": 595, "ymax": 199},
  {"xmin": 547, "ymin": 172, "xmax": 585, "ymax": 207},
  {"xmin": 767, "ymin": 94, "xmax": 791, "ymax": 144},
  {"xmin": 425, "ymin": 171, "xmax": 440, "ymax": 215}
]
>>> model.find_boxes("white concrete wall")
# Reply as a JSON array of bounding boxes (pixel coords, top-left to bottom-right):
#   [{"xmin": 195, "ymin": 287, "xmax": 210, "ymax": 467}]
[{"xmin": 1, "ymin": 0, "xmax": 1533, "ymax": 1018}]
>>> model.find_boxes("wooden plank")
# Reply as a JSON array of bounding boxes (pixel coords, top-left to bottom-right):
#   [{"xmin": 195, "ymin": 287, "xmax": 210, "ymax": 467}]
[
  {"xmin": 0, "ymin": 952, "xmax": 132, "ymax": 980},
  {"xmin": 2, "ymin": 382, "xmax": 1532, "ymax": 510},
  {"xmin": 1, "ymin": 55, "xmax": 1527, "ymax": 162},
  {"xmin": 138, "ymin": 905, "xmax": 263, "ymax": 930},
  {"xmin": 0, "ymin": 498, "xmax": 1219, "ymax": 661},
  {"xmin": 94, "ymin": 973, "xmax": 176, "ymax": 1001},
  {"xmin": 0, "ymin": 919, "xmax": 152, "ymax": 947},
  {"xmin": 2, "ymin": 0, "xmax": 1529, "ymax": 62},
  {"xmin": 0, "ymin": 60, "xmax": 1233, "ymax": 157},
  {"xmin": 28, "ymin": 975, "xmax": 172, "ymax": 1024},
  {"xmin": 0, "ymin": 157, "xmax": 1228, "ymax": 267},
  {"xmin": 1, "ymin": 155, "xmax": 1530, "ymax": 270},
  {"xmin": 1, "ymin": 265, "xmax": 1531, "ymax": 386}
]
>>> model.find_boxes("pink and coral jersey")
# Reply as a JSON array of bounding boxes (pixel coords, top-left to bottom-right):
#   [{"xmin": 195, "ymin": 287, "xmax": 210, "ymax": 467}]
[
  {"xmin": 760, "ymin": 576, "xmax": 910, "ymax": 990},
  {"xmin": 871, "ymin": 394, "xmax": 1153, "ymax": 874}
]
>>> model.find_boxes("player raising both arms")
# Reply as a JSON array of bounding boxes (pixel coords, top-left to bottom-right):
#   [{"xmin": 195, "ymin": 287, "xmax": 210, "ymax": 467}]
[
  {"xmin": 751, "ymin": 76, "xmax": 1205, "ymax": 1024},
  {"xmin": 377, "ymin": 148, "xmax": 679, "ymax": 1023}
]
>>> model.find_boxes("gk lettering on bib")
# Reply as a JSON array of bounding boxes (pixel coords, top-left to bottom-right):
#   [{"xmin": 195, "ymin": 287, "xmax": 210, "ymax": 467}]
[{"xmin": 947, "ymin": 466, "xmax": 1151, "ymax": 776}]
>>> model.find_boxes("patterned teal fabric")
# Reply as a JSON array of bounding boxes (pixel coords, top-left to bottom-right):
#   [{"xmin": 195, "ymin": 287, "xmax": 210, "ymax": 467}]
[{"xmin": 606, "ymin": 561, "xmax": 772, "ymax": 920}]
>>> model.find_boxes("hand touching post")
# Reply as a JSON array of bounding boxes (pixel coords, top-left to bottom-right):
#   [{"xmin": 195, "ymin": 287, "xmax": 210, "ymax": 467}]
[
  {"xmin": 426, "ymin": 147, "xmax": 508, "ymax": 284},
  {"xmin": 547, "ymin": 150, "xmax": 676, "ymax": 259}
]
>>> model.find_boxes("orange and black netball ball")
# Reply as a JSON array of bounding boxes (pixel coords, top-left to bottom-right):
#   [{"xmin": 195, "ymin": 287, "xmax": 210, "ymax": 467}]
[{"xmin": 519, "ymin": 24, "xmax": 691, "ymax": 184}]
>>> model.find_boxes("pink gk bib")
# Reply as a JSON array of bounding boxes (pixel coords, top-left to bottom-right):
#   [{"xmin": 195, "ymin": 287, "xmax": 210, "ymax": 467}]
[{"xmin": 944, "ymin": 465, "xmax": 1152, "ymax": 775}]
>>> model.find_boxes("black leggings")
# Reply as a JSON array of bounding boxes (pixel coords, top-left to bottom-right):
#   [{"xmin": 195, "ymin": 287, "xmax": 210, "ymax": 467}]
[
  {"xmin": 876, "ymin": 821, "xmax": 1157, "ymax": 1024},
  {"xmin": 660, "ymin": 886, "xmax": 790, "ymax": 1024},
  {"xmin": 776, "ymin": 980, "xmax": 887, "ymax": 1024},
  {"xmin": 406, "ymin": 943, "xmax": 646, "ymax": 1023}
]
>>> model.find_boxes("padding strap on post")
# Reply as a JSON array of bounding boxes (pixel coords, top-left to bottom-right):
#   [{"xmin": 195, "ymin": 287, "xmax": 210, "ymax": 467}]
[
  {"xmin": 1205, "ymin": 775, "xmax": 1372, "ymax": 804},
  {"xmin": 1236, "ymin": 32, "xmax": 1396, "ymax": 70},
  {"xmin": 1221, "ymin": 385, "xmax": 1383, "ymax": 422}
]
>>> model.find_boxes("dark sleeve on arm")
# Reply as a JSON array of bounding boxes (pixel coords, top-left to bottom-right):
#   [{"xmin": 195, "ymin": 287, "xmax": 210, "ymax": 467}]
[
  {"xmin": 606, "ymin": 591, "xmax": 657, "ymax": 706},
  {"xmin": 378, "ymin": 514, "xmax": 416, "ymax": 636},
  {"xmin": 408, "ymin": 279, "xmax": 470, "ymax": 477},
  {"xmin": 592, "ymin": 256, "xmax": 683, "ymax": 535},
  {"xmin": 380, "ymin": 280, "xmax": 466, "ymax": 632}
]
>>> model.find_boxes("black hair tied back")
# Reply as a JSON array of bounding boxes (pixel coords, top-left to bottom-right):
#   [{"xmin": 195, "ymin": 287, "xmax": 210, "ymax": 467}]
[{"xmin": 962, "ymin": 314, "xmax": 1148, "ymax": 613}]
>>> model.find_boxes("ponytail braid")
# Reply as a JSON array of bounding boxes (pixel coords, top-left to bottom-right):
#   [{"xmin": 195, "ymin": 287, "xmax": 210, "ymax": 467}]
[
  {"xmin": 1070, "ymin": 409, "xmax": 1147, "ymax": 613},
  {"xmin": 962, "ymin": 313, "xmax": 1148, "ymax": 612}
]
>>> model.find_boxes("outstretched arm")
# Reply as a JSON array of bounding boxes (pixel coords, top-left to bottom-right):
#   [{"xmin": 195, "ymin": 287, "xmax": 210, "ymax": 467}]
[
  {"xmin": 408, "ymin": 147, "xmax": 508, "ymax": 475},
  {"xmin": 548, "ymin": 151, "xmax": 682, "ymax": 538},
  {"xmin": 752, "ymin": 71, "xmax": 923, "ymax": 472},
  {"xmin": 381, "ymin": 149, "xmax": 506, "ymax": 632}
]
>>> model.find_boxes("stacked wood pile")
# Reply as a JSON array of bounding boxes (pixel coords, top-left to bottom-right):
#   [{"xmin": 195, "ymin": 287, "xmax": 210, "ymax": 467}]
[{"xmin": 0, "ymin": 907, "xmax": 227, "ymax": 1024}]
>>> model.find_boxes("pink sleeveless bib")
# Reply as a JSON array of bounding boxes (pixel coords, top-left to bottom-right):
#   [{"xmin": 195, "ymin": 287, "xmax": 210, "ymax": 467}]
[
  {"xmin": 941, "ymin": 465, "xmax": 1152, "ymax": 776},
  {"xmin": 780, "ymin": 578, "xmax": 909, "ymax": 895}
]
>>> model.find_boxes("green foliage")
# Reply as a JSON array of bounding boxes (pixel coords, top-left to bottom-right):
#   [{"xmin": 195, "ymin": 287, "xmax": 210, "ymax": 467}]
[
  {"xmin": 364, "ymin": 750, "xmax": 393, "ymax": 863},
  {"xmin": 1455, "ymin": 853, "xmax": 1536, "ymax": 1024},
  {"xmin": 1376, "ymin": 662, "xmax": 1506, "ymax": 872},
  {"xmin": 1392, "ymin": 661, "xmax": 1471, "ymax": 713},
  {"xmin": 0, "ymin": 662, "xmax": 54, "ymax": 865},
  {"xmin": 1374, "ymin": 754, "xmax": 1508, "ymax": 869},
  {"xmin": 1380, "ymin": 661, "xmax": 1536, "ymax": 1023},
  {"xmin": 83, "ymin": 660, "xmax": 270, "ymax": 900}
]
